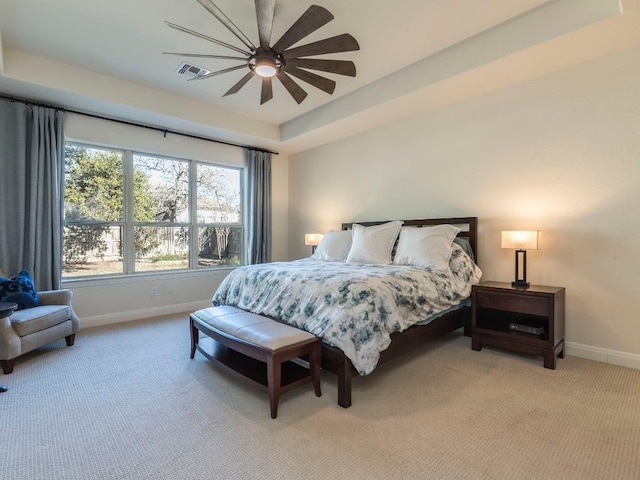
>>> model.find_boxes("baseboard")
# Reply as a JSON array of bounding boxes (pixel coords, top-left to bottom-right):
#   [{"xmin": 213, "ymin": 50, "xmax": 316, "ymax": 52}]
[
  {"xmin": 80, "ymin": 300, "xmax": 212, "ymax": 329},
  {"xmin": 566, "ymin": 341, "xmax": 640, "ymax": 371}
]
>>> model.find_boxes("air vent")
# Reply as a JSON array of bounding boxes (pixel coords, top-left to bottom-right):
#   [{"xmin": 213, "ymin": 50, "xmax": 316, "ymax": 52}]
[{"xmin": 176, "ymin": 62, "xmax": 211, "ymax": 79}]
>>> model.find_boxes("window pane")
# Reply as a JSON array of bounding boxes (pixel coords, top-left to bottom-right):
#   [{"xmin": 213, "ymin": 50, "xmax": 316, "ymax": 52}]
[
  {"xmin": 133, "ymin": 155, "xmax": 189, "ymax": 222},
  {"xmin": 134, "ymin": 226, "xmax": 189, "ymax": 272},
  {"xmin": 197, "ymin": 164, "xmax": 241, "ymax": 224},
  {"xmin": 198, "ymin": 227, "xmax": 242, "ymax": 267},
  {"xmin": 63, "ymin": 142, "xmax": 245, "ymax": 278},
  {"xmin": 64, "ymin": 145, "xmax": 123, "ymax": 221},
  {"xmin": 62, "ymin": 225, "xmax": 123, "ymax": 277}
]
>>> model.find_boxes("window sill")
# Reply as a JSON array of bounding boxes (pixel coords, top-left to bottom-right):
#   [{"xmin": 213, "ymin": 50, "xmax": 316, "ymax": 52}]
[{"xmin": 61, "ymin": 266, "xmax": 239, "ymax": 288}]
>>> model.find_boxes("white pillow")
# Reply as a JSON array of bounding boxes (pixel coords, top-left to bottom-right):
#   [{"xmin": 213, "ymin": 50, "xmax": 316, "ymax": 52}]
[
  {"xmin": 311, "ymin": 230, "xmax": 352, "ymax": 261},
  {"xmin": 393, "ymin": 225, "xmax": 461, "ymax": 270},
  {"xmin": 346, "ymin": 221, "xmax": 403, "ymax": 265}
]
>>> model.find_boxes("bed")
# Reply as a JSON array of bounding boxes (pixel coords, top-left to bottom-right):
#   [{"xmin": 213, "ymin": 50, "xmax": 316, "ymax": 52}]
[{"xmin": 212, "ymin": 217, "xmax": 480, "ymax": 407}]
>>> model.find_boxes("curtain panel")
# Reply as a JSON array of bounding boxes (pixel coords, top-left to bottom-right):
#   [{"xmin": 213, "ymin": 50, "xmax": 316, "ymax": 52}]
[
  {"xmin": 246, "ymin": 149, "xmax": 271, "ymax": 265},
  {"xmin": 0, "ymin": 98, "xmax": 65, "ymax": 290}
]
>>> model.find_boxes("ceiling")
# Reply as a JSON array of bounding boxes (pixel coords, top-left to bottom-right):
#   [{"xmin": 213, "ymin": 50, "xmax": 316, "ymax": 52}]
[{"xmin": 1, "ymin": 0, "xmax": 639, "ymax": 154}]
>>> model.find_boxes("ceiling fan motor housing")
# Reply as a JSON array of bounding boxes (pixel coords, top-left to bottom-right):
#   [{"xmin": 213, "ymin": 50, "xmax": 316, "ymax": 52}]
[{"xmin": 250, "ymin": 49, "xmax": 284, "ymax": 77}]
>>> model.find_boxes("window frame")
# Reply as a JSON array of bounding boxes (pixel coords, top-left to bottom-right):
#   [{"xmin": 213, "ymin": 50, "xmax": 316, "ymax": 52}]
[{"xmin": 63, "ymin": 142, "xmax": 245, "ymax": 279}]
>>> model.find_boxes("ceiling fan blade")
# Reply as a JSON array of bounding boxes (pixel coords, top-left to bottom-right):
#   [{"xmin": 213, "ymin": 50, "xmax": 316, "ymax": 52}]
[
  {"xmin": 163, "ymin": 52, "xmax": 248, "ymax": 61},
  {"xmin": 283, "ymin": 34, "xmax": 360, "ymax": 59},
  {"xmin": 276, "ymin": 72, "xmax": 308, "ymax": 104},
  {"xmin": 196, "ymin": 0, "xmax": 256, "ymax": 50},
  {"xmin": 271, "ymin": 5, "xmax": 334, "ymax": 54},
  {"xmin": 260, "ymin": 76, "xmax": 273, "ymax": 105},
  {"xmin": 282, "ymin": 66, "xmax": 336, "ymax": 95},
  {"xmin": 223, "ymin": 71, "xmax": 256, "ymax": 96},
  {"xmin": 165, "ymin": 21, "xmax": 250, "ymax": 56},
  {"xmin": 189, "ymin": 64, "xmax": 247, "ymax": 81},
  {"xmin": 285, "ymin": 58, "xmax": 356, "ymax": 77},
  {"xmin": 255, "ymin": 0, "xmax": 275, "ymax": 49}
]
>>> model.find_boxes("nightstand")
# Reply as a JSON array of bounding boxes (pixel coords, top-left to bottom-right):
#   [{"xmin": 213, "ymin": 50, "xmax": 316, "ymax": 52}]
[{"xmin": 471, "ymin": 281, "xmax": 565, "ymax": 369}]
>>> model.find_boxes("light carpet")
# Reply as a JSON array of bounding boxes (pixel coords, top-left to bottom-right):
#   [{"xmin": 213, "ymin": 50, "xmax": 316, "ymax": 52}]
[{"xmin": 1, "ymin": 313, "xmax": 639, "ymax": 480}]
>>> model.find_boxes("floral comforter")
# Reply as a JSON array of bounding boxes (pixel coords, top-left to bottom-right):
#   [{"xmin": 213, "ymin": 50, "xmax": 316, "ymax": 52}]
[{"xmin": 212, "ymin": 243, "xmax": 482, "ymax": 375}]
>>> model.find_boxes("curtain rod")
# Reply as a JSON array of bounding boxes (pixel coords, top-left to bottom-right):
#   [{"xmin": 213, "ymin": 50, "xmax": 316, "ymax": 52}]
[{"xmin": 0, "ymin": 93, "xmax": 278, "ymax": 155}]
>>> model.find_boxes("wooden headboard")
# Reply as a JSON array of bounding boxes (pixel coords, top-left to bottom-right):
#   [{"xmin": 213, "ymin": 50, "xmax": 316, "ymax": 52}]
[{"xmin": 341, "ymin": 217, "xmax": 478, "ymax": 263}]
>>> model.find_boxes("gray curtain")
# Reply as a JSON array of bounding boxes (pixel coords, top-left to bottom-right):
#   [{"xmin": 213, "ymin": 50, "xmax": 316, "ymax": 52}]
[
  {"xmin": 246, "ymin": 149, "xmax": 271, "ymax": 264},
  {"xmin": 0, "ymin": 98, "xmax": 65, "ymax": 290}
]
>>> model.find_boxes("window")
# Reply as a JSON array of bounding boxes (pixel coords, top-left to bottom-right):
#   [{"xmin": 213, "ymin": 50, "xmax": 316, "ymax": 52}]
[{"xmin": 63, "ymin": 144, "xmax": 243, "ymax": 278}]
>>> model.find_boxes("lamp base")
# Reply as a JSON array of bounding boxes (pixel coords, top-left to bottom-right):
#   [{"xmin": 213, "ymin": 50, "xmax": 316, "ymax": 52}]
[{"xmin": 512, "ymin": 280, "xmax": 530, "ymax": 288}]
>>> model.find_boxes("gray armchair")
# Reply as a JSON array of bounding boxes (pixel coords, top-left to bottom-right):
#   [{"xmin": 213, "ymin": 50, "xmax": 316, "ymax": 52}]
[{"xmin": 0, "ymin": 289, "xmax": 80, "ymax": 374}]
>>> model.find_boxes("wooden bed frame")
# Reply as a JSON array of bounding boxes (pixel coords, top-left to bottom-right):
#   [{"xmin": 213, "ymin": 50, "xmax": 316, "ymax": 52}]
[{"xmin": 322, "ymin": 217, "xmax": 478, "ymax": 408}]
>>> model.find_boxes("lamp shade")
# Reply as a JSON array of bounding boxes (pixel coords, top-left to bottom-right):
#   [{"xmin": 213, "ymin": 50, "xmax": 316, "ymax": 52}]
[
  {"xmin": 501, "ymin": 231, "xmax": 539, "ymax": 250},
  {"xmin": 304, "ymin": 233, "xmax": 324, "ymax": 247}
]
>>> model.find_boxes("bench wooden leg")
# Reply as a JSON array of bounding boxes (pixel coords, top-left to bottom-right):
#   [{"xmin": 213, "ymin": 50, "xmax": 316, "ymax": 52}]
[
  {"xmin": 267, "ymin": 356, "xmax": 281, "ymax": 419},
  {"xmin": 311, "ymin": 343, "xmax": 321, "ymax": 397}
]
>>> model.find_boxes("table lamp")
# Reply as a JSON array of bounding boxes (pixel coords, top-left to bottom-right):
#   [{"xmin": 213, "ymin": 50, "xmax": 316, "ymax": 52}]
[
  {"xmin": 501, "ymin": 231, "xmax": 539, "ymax": 288},
  {"xmin": 304, "ymin": 233, "xmax": 324, "ymax": 254}
]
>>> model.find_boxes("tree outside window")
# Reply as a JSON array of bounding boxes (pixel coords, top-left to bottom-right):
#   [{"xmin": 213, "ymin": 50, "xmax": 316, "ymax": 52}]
[{"xmin": 63, "ymin": 144, "xmax": 243, "ymax": 278}]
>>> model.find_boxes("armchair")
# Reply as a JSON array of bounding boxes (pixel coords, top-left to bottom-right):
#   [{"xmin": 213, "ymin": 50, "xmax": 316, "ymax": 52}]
[{"xmin": 0, "ymin": 289, "xmax": 80, "ymax": 374}]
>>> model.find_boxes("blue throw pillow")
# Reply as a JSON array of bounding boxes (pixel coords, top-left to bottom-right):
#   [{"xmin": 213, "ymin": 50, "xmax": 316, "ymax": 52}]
[{"xmin": 0, "ymin": 270, "xmax": 40, "ymax": 310}]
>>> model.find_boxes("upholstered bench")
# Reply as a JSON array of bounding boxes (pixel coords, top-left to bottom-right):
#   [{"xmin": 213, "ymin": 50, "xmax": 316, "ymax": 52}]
[{"xmin": 190, "ymin": 306, "xmax": 321, "ymax": 418}]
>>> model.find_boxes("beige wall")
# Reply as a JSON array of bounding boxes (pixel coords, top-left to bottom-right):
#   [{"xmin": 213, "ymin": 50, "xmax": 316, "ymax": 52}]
[
  {"xmin": 289, "ymin": 45, "xmax": 640, "ymax": 361},
  {"xmin": 63, "ymin": 114, "xmax": 289, "ymax": 327}
]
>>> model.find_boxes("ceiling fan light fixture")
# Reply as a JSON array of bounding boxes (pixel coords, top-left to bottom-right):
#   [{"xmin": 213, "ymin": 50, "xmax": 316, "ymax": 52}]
[
  {"xmin": 250, "ymin": 50, "xmax": 280, "ymax": 78},
  {"xmin": 255, "ymin": 60, "xmax": 277, "ymax": 78}
]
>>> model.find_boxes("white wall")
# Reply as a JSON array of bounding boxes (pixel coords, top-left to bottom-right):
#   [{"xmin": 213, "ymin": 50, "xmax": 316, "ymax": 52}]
[
  {"xmin": 64, "ymin": 114, "xmax": 289, "ymax": 327},
  {"xmin": 288, "ymin": 45, "xmax": 640, "ymax": 364}
]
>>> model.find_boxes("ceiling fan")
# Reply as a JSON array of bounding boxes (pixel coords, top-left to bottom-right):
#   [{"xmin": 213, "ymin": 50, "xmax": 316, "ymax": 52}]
[{"xmin": 164, "ymin": 0, "xmax": 360, "ymax": 105}]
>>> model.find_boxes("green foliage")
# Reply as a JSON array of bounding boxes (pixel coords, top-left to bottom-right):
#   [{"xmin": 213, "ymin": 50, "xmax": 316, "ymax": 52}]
[
  {"xmin": 64, "ymin": 145, "xmax": 124, "ymax": 221},
  {"xmin": 218, "ymin": 255, "xmax": 241, "ymax": 266},
  {"xmin": 63, "ymin": 225, "xmax": 109, "ymax": 266},
  {"xmin": 64, "ymin": 145, "xmax": 159, "ymax": 264},
  {"xmin": 150, "ymin": 253, "xmax": 187, "ymax": 263},
  {"xmin": 133, "ymin": 172, "xmax": 157, "ymax": 223},
  {"xmin": 134, "ymin": 155, "xmax": 189, "ymax": 222},
  {"xmin": 63, "ymin": 146, "xmax": 242, "ymax": 273}
]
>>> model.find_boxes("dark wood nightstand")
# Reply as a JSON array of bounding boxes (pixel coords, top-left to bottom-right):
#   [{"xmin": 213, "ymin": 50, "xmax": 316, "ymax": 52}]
[{"xmin": 471, "ymin": 281, "xmax": 565, "ymax": 369}]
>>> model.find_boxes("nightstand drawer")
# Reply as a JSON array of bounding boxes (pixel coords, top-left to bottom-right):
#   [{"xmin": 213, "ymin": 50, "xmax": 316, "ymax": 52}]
[{"xmin": 475, "ymin": 291, "xmax": 548, "ymax": 317}]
